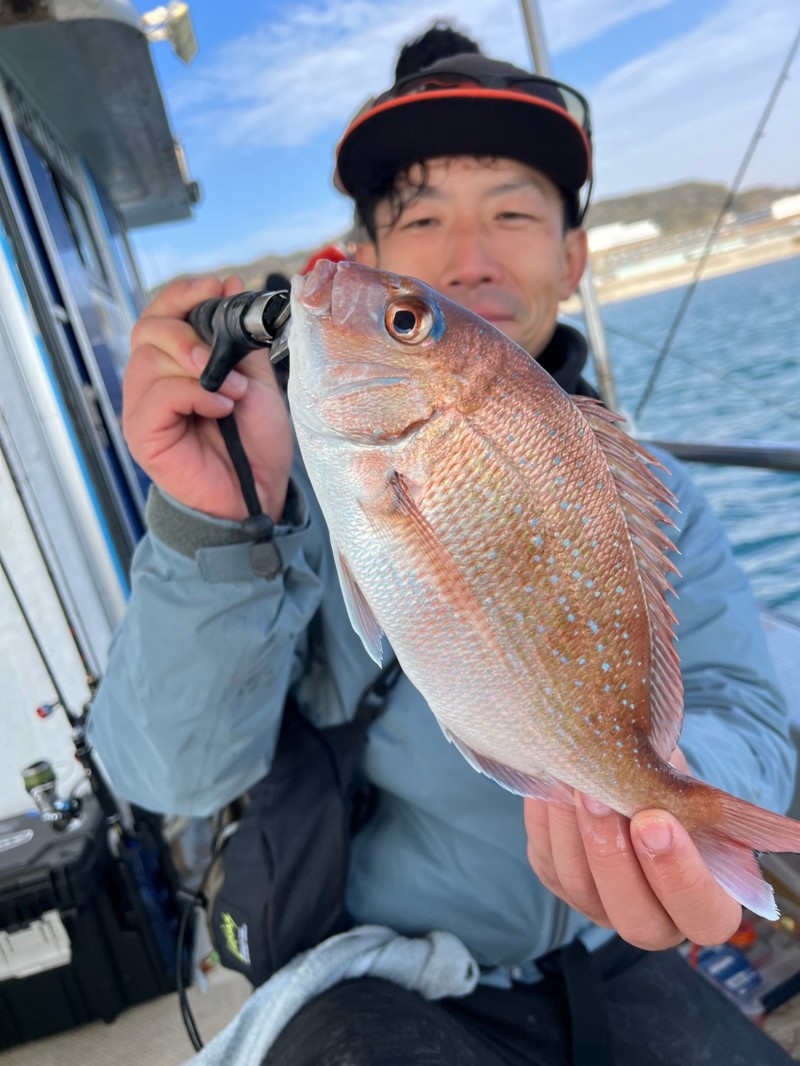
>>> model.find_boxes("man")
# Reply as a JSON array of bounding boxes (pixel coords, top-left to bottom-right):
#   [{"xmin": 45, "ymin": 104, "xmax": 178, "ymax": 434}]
[{"xmin": 89, "ymin": 49, "xmax": 795, "ymax": 1065}]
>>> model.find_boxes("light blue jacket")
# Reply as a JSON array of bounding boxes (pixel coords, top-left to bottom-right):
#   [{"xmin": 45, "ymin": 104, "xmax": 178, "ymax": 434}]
[{"xmin": 88, "ymin": 445, "xmax": 794, "ymax": 969}]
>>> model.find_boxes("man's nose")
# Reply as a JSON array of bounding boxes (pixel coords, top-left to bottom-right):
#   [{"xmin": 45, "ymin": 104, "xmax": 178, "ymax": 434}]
[{"xmin": 440, "ymin": 226, "xmax": 503, "ymax": 289}]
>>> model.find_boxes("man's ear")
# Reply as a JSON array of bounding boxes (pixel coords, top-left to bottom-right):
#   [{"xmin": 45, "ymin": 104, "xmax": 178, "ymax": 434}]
[
  {"xmin": 559, "ymin": 228, "xmax": 588, "ymax": 301},
  {"xmin": 355, "ymin": 240, "xmax": 378, "ymax": 267}
]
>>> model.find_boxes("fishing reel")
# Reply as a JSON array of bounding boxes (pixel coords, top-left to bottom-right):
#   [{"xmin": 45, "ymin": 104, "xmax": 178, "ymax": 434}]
[
  {"xmin": 187, "ymin": 288, "xmax": 291, "ymax": 391},
  {"xmin": 22, "ymin": 759, "xmax": 83, "ymax": 831}
]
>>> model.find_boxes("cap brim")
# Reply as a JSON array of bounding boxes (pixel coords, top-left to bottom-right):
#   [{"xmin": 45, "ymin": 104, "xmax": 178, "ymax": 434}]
[{"xmin": 335, "ymin": 90, "xmax": 591, "ymax": 201}]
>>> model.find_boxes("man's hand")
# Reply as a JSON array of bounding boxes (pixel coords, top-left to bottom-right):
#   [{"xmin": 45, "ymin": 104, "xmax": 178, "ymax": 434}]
[
  {"xmin": 523, "ymin": 750, "xmax": 742, "ymax": 949},
  {"xmin": 123, "ymin": 276, "xmax": 293, "ymax": 521}
]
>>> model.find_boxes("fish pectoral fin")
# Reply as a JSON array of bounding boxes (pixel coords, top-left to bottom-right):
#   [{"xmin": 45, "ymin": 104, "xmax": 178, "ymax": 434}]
[
  {"xmin": 443, "ymin": 726, "xmax": 575, "ymax": 803},
  {"xmin": 366, "ymin": 471, "xmax": 504, "ymax": 655},
  {"xmin": 333, "ymin": 548, "xmax": 384, "ymax": 665}
]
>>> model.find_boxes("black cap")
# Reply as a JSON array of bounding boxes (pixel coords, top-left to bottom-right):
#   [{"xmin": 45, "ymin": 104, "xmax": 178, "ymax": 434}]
[{"xmin": 335, "ymin": 53, "xmax": 592, "ymax": 208}]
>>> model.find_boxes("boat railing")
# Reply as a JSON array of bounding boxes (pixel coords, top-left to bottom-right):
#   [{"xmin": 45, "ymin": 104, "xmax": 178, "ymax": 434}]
[{"xmin": 640, "ymin": 439, "xmax": 800, "ymax": 473}]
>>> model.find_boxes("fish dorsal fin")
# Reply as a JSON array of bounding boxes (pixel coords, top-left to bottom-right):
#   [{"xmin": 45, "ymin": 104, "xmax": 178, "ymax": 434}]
[
  {"xmin": 332, "ymin": 547, "xmax": 384, "ymax": 665},
  {"xmin": 571, "ymin": 396, "xmax": 684, "ymax": 762}
]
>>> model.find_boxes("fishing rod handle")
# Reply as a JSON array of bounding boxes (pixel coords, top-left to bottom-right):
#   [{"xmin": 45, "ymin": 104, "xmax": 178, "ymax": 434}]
[{"xmin": 187, "ymin": 290, "xmax": 290, "ymax": 390}]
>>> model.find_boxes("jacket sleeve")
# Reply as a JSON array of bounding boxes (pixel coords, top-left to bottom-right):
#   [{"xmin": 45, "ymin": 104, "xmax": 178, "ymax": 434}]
[
  {"xmin": 658, "ymin": 451, "xmax": 795, "ymax": 812},
  {"xmin": 87, "ymin": 478, "xmax": 326, "ymax": 816}
]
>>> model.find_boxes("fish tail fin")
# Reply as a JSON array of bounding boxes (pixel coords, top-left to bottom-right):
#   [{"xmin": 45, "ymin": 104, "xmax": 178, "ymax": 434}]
[{"xmin": 691, "ymin": 792, "xmax": 800, "ymax": 920}]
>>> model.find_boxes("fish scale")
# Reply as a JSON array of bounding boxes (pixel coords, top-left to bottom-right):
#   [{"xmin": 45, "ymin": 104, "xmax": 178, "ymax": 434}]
[{"xmin": 288, "ymin": 257, "xmax": 800, "ymax": 919}]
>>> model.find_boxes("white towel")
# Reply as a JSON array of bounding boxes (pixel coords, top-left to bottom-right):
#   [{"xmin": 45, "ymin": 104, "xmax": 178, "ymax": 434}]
[{"xmin": 186, "ymin": 924, "xmax": 480, "ymax": 1065}]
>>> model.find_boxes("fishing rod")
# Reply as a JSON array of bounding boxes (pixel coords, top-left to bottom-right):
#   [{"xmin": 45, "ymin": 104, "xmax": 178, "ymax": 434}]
[
  {"xmin": 0, "ymin": 542, "xmax": 123, "ymax": 830},
  {"xmin": 561, "ymin": 315, "xmax": 800, "ymax": 431},
  {"xmin": 634, "ymin": 22, "xmax": 800, "ymax": 421}
]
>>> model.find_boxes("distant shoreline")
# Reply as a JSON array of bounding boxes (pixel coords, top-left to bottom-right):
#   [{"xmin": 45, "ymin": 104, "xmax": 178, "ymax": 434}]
[{"xmin": 561, "ymin": 235, "xmax": 800, "ymax": 311}]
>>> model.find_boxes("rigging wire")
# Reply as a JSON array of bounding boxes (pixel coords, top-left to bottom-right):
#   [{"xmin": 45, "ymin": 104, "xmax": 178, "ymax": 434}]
[{"xmin": 633, "ymin": 23, "xmax": 800, "ymax": 421}]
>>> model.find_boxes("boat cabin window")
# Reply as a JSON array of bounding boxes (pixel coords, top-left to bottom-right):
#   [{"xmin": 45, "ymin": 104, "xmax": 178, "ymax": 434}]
[{"xmin": 56, "ymin": 180, "xmax": 108, "ymax": 287}]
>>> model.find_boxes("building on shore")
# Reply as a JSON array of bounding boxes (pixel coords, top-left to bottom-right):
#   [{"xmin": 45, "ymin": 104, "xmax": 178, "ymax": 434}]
[
  {"xmin": 772, "ymin": 194, "xmax": 800, "ymax": 221},
  {"xmin": 587, "ymin": 219, "xmax": 662, "ymax": 253}
]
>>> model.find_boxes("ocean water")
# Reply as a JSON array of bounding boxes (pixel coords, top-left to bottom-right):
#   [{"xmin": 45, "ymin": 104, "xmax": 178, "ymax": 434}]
[{"xmin": 569, "ymin": 256, "xmax": 800, "ymax": 619}]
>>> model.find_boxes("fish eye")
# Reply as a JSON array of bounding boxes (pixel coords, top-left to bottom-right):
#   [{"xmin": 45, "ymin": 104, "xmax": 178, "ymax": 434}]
[{"xmin": 385, "ymin": 297, "xmax": 436, "ymax": 344}]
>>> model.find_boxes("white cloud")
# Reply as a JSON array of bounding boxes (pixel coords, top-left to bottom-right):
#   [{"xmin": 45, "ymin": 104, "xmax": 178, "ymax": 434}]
[
  {"xmin": 591, "ymin": 0, "xmax": 800, "ymax": 197},
  {"xmin": 147, "ymin": 0, "xmax": 799, "ymax": 280},
  {"xmin": 171, "ymin": 0, "xmax": 671, "ymax": 156}
]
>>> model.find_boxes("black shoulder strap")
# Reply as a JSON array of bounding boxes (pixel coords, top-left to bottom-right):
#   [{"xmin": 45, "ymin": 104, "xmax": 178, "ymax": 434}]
[{"xmin": 354, "ymin": 655, "xmax": 403, "ymax": 727}]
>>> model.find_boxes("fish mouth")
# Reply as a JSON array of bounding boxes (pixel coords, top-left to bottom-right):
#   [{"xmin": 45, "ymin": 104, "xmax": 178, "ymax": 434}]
[
  {"xmin": 296, "ymin": 398, "xmax": 438, "ymax": 449},
  {"xmin": 292, "ymin": 259, "xmax": 417, "ymax": 395},
  {"xmin": 292, "ymin": 258, "xmax": 338, "ymax": 316}
]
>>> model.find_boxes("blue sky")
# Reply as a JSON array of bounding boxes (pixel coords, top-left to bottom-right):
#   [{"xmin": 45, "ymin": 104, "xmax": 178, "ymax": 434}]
[{"xmin": 130, "ymin": 0, "xmax": 800, "ymax": 287}]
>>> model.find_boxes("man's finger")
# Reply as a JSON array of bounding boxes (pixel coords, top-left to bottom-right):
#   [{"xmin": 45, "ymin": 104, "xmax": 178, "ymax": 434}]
[
  {"xmin": 130, "ymin": 316, "xmax": 210, "ymax": 376},
  {"xmin": 576, "ymin": 794, "xmax": 683, "ymax": 949},
  {"xmin": 548, "ymin": 799, "xmax": 610, "ymax": 925},
  {"xmin": 631, "ymin": 811, "xmax": 742, "ymax": 946},
  {"xmin": 523, "ymin": 798, "xmax": 563, "ymax": 898},
  {"xmin": 140, "ymin": 276, "xmax": 225, "ymax": 321},
  {"xmin": 222, "ymin": 275, "xmax": 245, "ymax": 298},
  {"xmin": 125, "ymin": 375, "xmax": 234, "ymax": 462}
]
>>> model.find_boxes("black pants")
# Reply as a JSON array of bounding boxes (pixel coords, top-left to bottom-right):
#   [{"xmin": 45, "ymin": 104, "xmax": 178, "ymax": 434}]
[{"xmin": 262, "ymin": 937, "xmax": 795, "ymax": 1065}]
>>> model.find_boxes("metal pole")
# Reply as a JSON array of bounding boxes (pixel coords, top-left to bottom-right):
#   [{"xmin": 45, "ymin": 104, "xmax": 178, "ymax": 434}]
[
  {"xmin": 518, "ymin": 0, "xmax": 550, "ymax": 75},
  {"xmin": 518, "ymin": 0, "xmax": 619, "ymax": 412}
]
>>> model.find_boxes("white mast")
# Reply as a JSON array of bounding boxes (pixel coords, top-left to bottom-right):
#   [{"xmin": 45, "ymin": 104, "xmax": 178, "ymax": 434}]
[{"xmin": 518, "ymin": 0, "xmax": 619, "ymax": 412}]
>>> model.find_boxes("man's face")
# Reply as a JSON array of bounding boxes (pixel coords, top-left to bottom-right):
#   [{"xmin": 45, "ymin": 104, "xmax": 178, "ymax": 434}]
[{"xmin": 356, "ymin": 156, "xmax": 587, "ymax": 359}]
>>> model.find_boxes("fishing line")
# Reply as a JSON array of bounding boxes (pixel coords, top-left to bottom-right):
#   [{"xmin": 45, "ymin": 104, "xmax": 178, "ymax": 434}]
[
  {"xmin": 0, "ymin": 543, "xmax": 74, "ymax": 718},
  {"xmin": 633, "ymin": 23, "xmax": 800, "ymax": 420},
  {"xmin": 568, "ymin": 316, "xmax": 800, "ymax": 428},
  {"xmin": 0, "ymin": 425, "xmax": 98, "ymax": 684}
]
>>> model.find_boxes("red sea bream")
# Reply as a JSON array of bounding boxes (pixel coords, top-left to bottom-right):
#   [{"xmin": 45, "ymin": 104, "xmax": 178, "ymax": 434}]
[{"xmin": 287, "ymin": 257, "xmax": 800, "ymax": 919}]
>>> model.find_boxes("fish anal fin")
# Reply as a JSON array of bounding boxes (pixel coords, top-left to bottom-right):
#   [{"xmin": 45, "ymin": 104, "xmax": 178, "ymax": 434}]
[
  {"xmin": 443, "ymin": 726, "xmax": 574, "ymax": 803},
  {"xmin": 694, "ymin": 830, "xmax": 778, "ymax": 919},
  {"xmin": 333, "ymin": 548, "xmax": 384, "ymax": 665},
  {"xmin": 572, "ymin": 395, "xmax": 683, "ymax": 762},
  {"xmin": 685, "ymin": 786, "xmax": 800, "ymax": 919}
]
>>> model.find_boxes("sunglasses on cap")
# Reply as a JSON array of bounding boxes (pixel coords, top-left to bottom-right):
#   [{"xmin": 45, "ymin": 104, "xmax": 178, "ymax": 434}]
[{"xmin": 374, "ymin": 69, "xmax": 593, "ymax": 143}]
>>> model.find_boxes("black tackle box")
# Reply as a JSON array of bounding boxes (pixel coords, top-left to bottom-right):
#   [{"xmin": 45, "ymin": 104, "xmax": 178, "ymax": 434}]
[{"xmin": 0, "ymin": 793, "xmax": 188, "ymax": 1049}]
